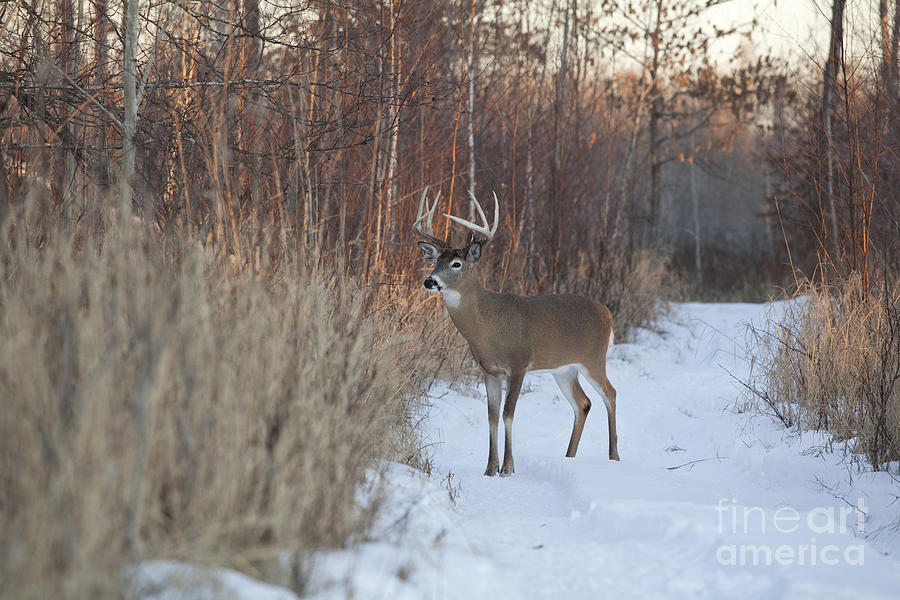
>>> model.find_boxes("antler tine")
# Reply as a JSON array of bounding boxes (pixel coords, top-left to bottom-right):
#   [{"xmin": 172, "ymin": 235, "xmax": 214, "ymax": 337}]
[
  {"xmin": 413, "ymin": 186, "xmax": 449, "ymax": 248},
  {"xmin": 445, "ymin": 191, "xmax": 500, "ymax": 245}
]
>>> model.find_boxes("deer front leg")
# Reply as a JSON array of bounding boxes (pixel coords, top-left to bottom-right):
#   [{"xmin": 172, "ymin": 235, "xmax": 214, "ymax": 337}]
[
  {"xmin": 500, "ymin": 371, "xmax": 524, "ymax": 476},
  {"xmin": 484, "ymin": 372, "xmax": 502, "ymax": 476}
]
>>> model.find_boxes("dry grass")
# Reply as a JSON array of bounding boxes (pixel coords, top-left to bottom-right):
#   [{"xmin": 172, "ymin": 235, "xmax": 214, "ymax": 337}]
[
  {"xmin": 556, "ymin": 248, "xmax": 678, "ymax": 340},
  {"xmin": 744, "ymin": 275, "xmax": 900, "ymax": 471},
  {"xmin": 0, "ymin": 210, "xmax": 431, "ymax": 599},
  {"xmin": 0, "ymin": 195, "xmax": 676, "ymax": 598}
]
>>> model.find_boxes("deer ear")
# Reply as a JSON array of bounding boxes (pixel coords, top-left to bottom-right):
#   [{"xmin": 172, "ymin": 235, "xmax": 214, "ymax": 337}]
[
  {"xmin": 466, "ymin": 241, "xmax": 482, "ymax": 264},
  {"xmin": 417, "ymin": 242, "xmax": 440, "ymax": 264}
]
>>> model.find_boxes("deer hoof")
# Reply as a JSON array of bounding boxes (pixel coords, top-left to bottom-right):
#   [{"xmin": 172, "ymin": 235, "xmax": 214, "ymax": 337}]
[{"xmin": 484, "ymin": 464, "xmax": 499, "ymax": 476}]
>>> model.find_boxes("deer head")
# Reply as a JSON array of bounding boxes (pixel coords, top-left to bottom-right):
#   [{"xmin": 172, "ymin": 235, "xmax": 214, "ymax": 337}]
[{"xmin": 414, "ymin": 187, "xmax": 498, "ymax": 306}]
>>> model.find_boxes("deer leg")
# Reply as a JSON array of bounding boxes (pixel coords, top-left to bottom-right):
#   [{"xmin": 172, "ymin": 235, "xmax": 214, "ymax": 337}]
[
  {"xmin": 500, "ymin": 371, "xmax": 524, "ymax": 476},
  {"xmin": 483, "ymin": 372, "xmax": 502, "ymax": 476},
  {"xmin": 553, "ymin": 367, "xmax": 592, "ymax": 458},
  {"xmin": 582, "ymin": 366, "xmax": 619, "ymax": 461},
  {"xmin": 601, "ymin": 376, "xmax": 620, "ymax": 461}
]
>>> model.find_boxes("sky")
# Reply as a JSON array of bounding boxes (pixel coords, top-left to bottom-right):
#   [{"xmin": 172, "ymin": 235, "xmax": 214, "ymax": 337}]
[
  {"xmin": 716, "ymin": 1, "xmax": 884, "ymax": 70},
  {"xmin": 702, "ymin": 1, "xmax": 830, "ymax": 67}
]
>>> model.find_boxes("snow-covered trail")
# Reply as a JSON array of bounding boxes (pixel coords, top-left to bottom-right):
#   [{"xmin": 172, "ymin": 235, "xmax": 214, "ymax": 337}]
[{"xmin": 310, "ymin": 302, "xmax": 900, "ymax": 600}]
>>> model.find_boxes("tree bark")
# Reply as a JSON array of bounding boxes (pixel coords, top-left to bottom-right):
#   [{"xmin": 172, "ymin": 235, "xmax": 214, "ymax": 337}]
[
  {"xmin": 822, "ymin": 0, "xmax": 845, "ymax": 260},
  {"xmin": 467, "ymin": 0, "xmax": 477, "ymax": 220},
  {"xmin": 648, "ymin": 0, "xmax": 663, "ymax": 246},
  {"xmin": 385, "ymin": 0, "xmax": 401, "ymax": 244},
  {"xmin": 119, "ymin": 0, "xmax": 139, "ymax": 221},
  {"xmin": 689, "ymin": 151, "xmax": 702, "ymax": 290}
]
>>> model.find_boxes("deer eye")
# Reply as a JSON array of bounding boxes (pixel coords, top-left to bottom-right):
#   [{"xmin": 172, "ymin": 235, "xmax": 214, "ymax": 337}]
[{"xmin": 450, "ymin": 261, "xmax": 463, "ymax": 269}]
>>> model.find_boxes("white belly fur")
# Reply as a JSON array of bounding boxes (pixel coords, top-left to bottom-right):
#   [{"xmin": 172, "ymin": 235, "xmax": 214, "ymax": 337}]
[{"xmin": 528, "ymin": 363, "xmax": 610, "ymax": 407}]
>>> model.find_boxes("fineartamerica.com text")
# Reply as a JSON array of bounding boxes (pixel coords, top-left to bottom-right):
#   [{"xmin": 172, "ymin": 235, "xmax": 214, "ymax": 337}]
[{"xmin": 715, "ymin": 497, "xmax": 867, "ymax": 567}]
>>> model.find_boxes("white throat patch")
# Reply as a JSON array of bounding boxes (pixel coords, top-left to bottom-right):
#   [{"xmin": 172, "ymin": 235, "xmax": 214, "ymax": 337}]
[{"xmin": 442, "ymin": 289, "xmax": 462, "ymax": 308}]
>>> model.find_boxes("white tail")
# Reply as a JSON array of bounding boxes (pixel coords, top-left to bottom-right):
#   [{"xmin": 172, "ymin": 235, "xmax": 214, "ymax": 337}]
[{"xmin": 415, "ymin": 188, "xmax": 619, "ymax": 476}]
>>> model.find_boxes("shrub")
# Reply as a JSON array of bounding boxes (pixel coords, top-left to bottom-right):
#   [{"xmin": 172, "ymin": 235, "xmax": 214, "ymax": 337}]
[
  {"xmin": 744, "ymin": 275, "xmax": 900, "ymax": 471},
  {"xmin": 555, "ymin": 247, "xmax": 677, "ymax": 340},
  {"xmin": 0, "ymin": 212, "xmax": 426, "ymax": 599}
]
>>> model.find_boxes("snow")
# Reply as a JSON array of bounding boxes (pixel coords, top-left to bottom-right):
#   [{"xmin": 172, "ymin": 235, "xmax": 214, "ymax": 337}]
[
  {"xmin": 309, "ymin": 301, "xmax": 900, "ymax": 600},
  {"xmin": 130, "ymin": 560, "xmax": 300, "ymax": 600},
  {"xmin": 134, "ymin": 302, "xmax": 900, "ymax": 599}
]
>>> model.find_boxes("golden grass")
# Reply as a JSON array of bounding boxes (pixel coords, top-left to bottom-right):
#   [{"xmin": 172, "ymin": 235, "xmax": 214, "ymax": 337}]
[
  {"xmin": 0, "ymin": 211, "xmax": 434, "ymax": 598},
  {"xmin": 744, "ymin": 275, "xmax": 900, "ymax": 470}
]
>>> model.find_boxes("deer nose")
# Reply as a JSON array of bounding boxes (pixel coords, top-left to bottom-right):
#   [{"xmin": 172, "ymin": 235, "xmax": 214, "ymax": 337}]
[{"xmin": 424, "ymin": 277, "xmax": 439, "ymax": 290}]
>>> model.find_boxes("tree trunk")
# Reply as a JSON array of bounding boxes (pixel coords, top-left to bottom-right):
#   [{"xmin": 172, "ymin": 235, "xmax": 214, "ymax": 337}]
[
  {"xmin": 467, "ymin": 0, "xmax": 477, "ymax": 220},
  {"xmin": 119, "ymin": 0, "xmax": 138, "ymax": 221},
  {"xmin": 881, "ymin": 0, "xmax": 891, "ymax": 85},
  {"xmin": 881, "ymin": 0, "xmax": 900, "ymax": 104},
  {"xmin": 242, "ymin": 0, "xmax": 262, "ymax": 212},
  {"xmin": 689, "ymin": 152, "xmax": 702, "ymax": 290},
  {"xmin": 822, "ymin": 0, "xmax": 845, "ymax": 260},
  {"xmin": 647, "ymin": 0, "xmax": 663, "ymax": 246},
  {"xmin": 54, "ymin": 0, "xmax": 77, "ymax": 211},
  {"xmin": 94, "ymin": 0, "xmax": 110, "ymax": 189},
  {"xmin": 385, "ymin": 0, "xmax": 401, "ymax": 245},
  {"xmin": 550, "ymin": 0, "xmax": 571, "ymax": 277}
]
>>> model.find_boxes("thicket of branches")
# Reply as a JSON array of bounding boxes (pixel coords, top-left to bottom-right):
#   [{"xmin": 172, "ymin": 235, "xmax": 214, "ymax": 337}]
[
  {"xmin": 768, "ymin": 0, "xmax": 900, "ymax": 284},
  {"xmin": 0, "ymin": 0, "xmax": 780, "ymax": 304},
  {"xmin": 746, "ymin": 1, "xmax": 900, "ymax": 472}
]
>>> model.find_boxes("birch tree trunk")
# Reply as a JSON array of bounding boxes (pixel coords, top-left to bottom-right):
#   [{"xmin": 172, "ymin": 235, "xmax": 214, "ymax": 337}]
[
  {"xmin": 385, "ymin": 0, "xmax": 400, "ymax": 244},
  {"xmin": 119, "ymin": 0, "xmax": 139, "ymax": 222},
  {"xmin": 880, "ymin": 0, "xmax": 900, "ymax": 100},
  {"xmin": 689, "ymin": 150, "xmax": 702, "ymax": 290},
  {"xmin": 467, "ymin": 0, "xmax": 477, "ymax": 220}
]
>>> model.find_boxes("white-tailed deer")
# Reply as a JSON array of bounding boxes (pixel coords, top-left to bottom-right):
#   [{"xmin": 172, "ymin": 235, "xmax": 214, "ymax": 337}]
[{"xmin": 414, "ymin": 188, "xmax": 619, "ymax": 476}]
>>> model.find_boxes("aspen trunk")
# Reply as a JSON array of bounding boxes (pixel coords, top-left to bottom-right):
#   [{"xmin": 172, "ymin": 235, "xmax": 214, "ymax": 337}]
[{"xmin": 119, "ymin": 0, "xmax": 139, "ymax": 221}]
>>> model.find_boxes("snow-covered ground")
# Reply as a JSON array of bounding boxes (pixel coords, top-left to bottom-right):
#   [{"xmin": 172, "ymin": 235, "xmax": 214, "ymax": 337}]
[
  {"xmin": 133, "ymin": 302, "xmax": 900, "ymax": 599},
  {"xmin": 308, "ymin": 302, "xmax": 900, "ymax": 600}
]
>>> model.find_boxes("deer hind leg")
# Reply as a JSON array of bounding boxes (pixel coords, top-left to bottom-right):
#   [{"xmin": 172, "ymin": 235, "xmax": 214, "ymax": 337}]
[
  {"xmin": 500, "ymin": 371, "xmax": 524, "ymax": 477},
  {"xmin": 581, "ymin": 365, "xmax": 619, "ymax": 461},
  {"xmin": 553, "ymin": 367, "xmax": 592, "ymax": 458},
  {"xmin": 483, "ymin": 372, "xmax": 502, "ymax": 476}
]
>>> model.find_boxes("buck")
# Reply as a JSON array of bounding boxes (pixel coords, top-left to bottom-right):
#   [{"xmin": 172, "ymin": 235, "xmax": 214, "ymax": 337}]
[{"xmin": 414, "ymin": 188, "xmax": 619, "ymax": 476}]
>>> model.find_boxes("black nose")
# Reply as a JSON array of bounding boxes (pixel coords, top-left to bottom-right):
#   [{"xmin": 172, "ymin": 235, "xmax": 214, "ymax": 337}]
[{"xmin": 424, "ymin": 277, "xmax": 438, "ymax": 290}]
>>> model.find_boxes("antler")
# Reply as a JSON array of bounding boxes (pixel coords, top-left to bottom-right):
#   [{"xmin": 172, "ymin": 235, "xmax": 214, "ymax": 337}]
[
  {"xmin": 413, "ymin": 186, "xmax": 450, "ymax": 248},
  {"xmin": 445, "ymin": 191, "xmax": 499, "ymax": 247}
]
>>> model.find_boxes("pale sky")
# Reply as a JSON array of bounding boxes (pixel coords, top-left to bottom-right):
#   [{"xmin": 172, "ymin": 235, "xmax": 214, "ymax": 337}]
[
  {"xmin": 712, "ymin": 1, "xmax": 883, "ymax": 71},
  {"xmin": 704, "ymin": 1, "xmax": 830, "ymax": 67}
]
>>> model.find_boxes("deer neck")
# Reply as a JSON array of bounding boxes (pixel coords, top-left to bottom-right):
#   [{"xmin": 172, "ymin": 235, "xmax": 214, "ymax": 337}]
[
  {"xmin": 441, "ymin": 272, "xmax": 486, "ymax": 312},
  {"xmin": 443, "ymin": 274, "xmax": 495, "ymax": 354}
]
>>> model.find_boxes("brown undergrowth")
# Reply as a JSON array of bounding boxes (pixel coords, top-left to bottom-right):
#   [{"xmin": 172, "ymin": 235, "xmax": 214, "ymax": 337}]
[
  {"xmin": 0, "ymin": 209, "xmax": 436, "ymax": 599},
  {"xmin": 744, "ymin": 275, "xmax": 900, "ymax": 471}
]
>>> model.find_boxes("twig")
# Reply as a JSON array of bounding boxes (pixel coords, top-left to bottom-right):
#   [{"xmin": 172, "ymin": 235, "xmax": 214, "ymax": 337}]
[
  {"xmin": 41, "ymin": 58, "xmax": 124, "ymax": 131},
  {"xmin": 667, "ymin": 455, "xmax": 728, "ymax": 471}
]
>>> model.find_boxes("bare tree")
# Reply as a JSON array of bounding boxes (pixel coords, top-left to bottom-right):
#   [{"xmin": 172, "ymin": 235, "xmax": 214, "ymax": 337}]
[{"xmin": 822, "ymin": 0, "xmax": 845, "ymax": 263}]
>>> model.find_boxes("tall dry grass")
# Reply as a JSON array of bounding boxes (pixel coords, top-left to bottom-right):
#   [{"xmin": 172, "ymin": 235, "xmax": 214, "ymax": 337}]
[
  {"xmin": 744, "ymin": 275, "xmax": 900, "ymax": 471},
  {"xmin": 0, "ymin": 209, "xmax": 433, "ymax": 599}
]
